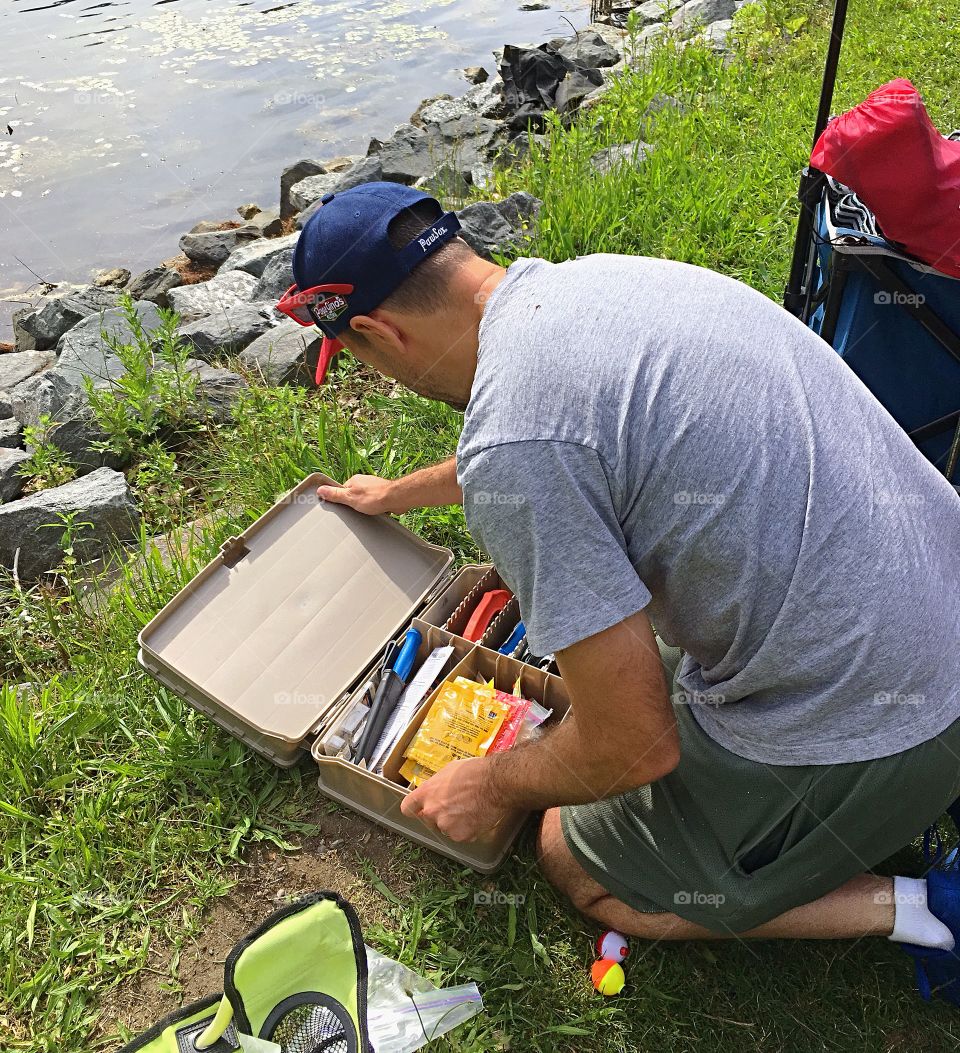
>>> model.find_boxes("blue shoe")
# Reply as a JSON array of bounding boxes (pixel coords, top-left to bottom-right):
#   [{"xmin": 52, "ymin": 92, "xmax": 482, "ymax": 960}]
[{"xmin": 901, "ymin": 844, "xmax": 960, "ymax": 1006}]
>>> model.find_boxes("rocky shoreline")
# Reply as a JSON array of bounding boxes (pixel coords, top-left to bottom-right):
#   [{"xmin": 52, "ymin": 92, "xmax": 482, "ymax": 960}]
[{"xmin": 0, "ymin": 2, "xmax": 745, "ymax": 579}]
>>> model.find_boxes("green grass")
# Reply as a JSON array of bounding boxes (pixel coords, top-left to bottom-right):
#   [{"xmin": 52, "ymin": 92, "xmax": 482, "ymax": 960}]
[{"xmin": 3, "ymin": 0, "xmax": 960, "ymax": 1048}]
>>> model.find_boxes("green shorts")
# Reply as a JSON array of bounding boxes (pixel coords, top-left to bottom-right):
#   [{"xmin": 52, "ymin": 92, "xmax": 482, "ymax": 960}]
[{"xmin": 561, "ymin": 645, "xmax": 960, "ymax": 932}]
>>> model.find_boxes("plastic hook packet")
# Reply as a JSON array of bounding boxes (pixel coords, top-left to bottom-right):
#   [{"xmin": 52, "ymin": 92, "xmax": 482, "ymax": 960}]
[{"xmin": 365, "ymin": 945, "xmax": 483, "ymax": 1053}]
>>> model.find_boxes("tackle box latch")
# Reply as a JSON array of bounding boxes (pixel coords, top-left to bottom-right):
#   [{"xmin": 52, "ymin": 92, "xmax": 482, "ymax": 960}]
[{"xmin": 219, "ymin": 536, "xmax": 250, "ymax": 568}]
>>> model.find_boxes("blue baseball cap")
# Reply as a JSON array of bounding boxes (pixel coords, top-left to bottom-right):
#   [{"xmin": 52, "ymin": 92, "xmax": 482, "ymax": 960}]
[{"xmin": 276, "ymin": 181, "xmax": 462, "ymax": 383}]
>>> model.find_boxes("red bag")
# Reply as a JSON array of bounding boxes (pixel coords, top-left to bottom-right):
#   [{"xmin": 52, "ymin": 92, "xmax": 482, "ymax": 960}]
[{"xmin": 810, "ymin": 78, "xmax": 960, "ymax": 278}]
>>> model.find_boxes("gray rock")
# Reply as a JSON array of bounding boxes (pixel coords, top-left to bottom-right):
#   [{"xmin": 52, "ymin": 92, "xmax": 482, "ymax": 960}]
[
  {"xmin": 415, "ymin": 164, "xmax": 470, "ymax": 198},
  {"xmin": 288, "ymin": 172, "xmax": 342, "ymax": 215},
  {"xmin": 236, "ymin": 209, "xmax": 283, "ymax": 238},
  {"xmin": 219, "ymin": 233, "xmax": 300, "ymax": 278},
  {"xmin": 590, "ymin": 139, "xmax": 653, "ymax": 173},
  {"xmin": 0, "ymin": 393, "xmax": 11, "ymax": 421},
  {"xmin": 56, "ymin": 302, "xmax": 164, "ymax": 394},
  {"xmin": 328, "ymin": 154, "xmax": 385, "ymax": 193},
  {"xmin": 10, "ymin": 369, "xmax": 76, "ymax": 430},
  {"xmin": 555, "ymin": 69, "xmax": 604, "ymax": 114},
  {"xmin": 369, "ymin": 124, "xmax": 436, "ymax": 184},
  {"xmin": 236, "ymin": 203, "xmax": 262, "ymax": 220},
  {"xmin": 168, "ymin": 270, "xmax": 259, "ymax": 322},
  {"xmin": 412, "ymin": 92, "xmax": 461, "ymax": 125},
  {"xmin": 430, "ymin": 114, "xmax": 505, "ymax": 172},
  {"xmin": 671, "ymin": 0, "xmax": 736, "ymax": 31},
  {"xmin": 184, "ymin": 360, "xmax": 249, "ymax": 422},
  {"xmin": 177, "ymin": 306, "xmax": 274, "ymax": 360},
  {"xmin": 406, "ymin": 93, "xmax": 508, "ymax": 180},
  {"xmin": 633, "ymin": 22, "xmax": 669, "ymax": 52},
  {"xmin": 464, "ymin": 66, "xmax": 488, "ymax": 84},
  {"xmin": 0, "ymin": 350, "xmax": 55, "ymax": 392},
  {"xmin": 633, "ymin": 0, "xmax": 683, "ymax": 23},
  {"xmin": 520, "ymin": 1, "xmax": 549, "ymax": 8},
  {"xmin": 12, "ymin": 285, "xmax": 122, "ymax": 353},
  {"xmin": 470, "ymin": 161, "xmax": 495, "ymax": 189},
  {"xmin": 93, "ymin": 267, "xmax": 131, "ymax": 289},
  {"xmin": 127, "ymin": 265, "xmax": 184, "ymax": 309},
  {"xmin": 292, "ymin": 152, "xmax": 385, "ymax": 224},
  {"xmin": 0, "ymin": 448, "xmax": 29, "ymax": 502},
  {"xmin": 238, "ymin": 321, "xmax": 321, "ymax": 386},
  {"xmin": 467, "ymin": 78, "xmax": 508, "ymax": 120},
  {"xmin": 189, "ymin": 219, "xmax": 231, "ymax": 235},
  {"xmin": 701, "ymin": 17, "xmax": 733, "ymax": 46},
  {"xmin": 502, "ymin": 130, "xmax": 550, "ymax": 164},
  {"xmin": 323, "ymin": 155, "xmax": 358, "ymax": 173},
  {"xmin": 252, "ymin": 248, "xmax": 296, "ymax": 301},
  {"xmin": 581, "ymin": 21, "xmax": 628, "ymax": 48},
  {"xmin": 417, "ymin": 95, "xmax": 481, "ymax": 128},
  {"xmin": 456, "ymin": 192, "xmax": 542, "ymax": 259},
  {"xmin": 0, "ymin": 418, "xmax": 22, "ymax": 448},
  {"xmin": 10, "ymin": 369, "xmax": 122, "ymax": 474},
  {"xmin": 281, "ymin": 159, "xmax": 326, "ymax": 219},
  {"xmin": 179, "ymin": 229, "xmax": 248, "ymax": 267},
  {"xmin": 557, "ymin": 31, "xmax": 622, "ymax": 67},
  {"xmin": 0, "ymin": 467, "xmax": 140, "ymax": 579}
]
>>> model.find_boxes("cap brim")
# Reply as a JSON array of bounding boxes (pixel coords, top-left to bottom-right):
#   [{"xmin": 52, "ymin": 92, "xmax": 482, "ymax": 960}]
[{"xmin": 315, "ymin": 336, "xmax": 345, "ymax": 385}]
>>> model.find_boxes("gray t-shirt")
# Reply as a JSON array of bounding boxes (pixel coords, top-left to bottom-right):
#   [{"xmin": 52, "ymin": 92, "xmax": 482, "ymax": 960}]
[{"xmin": 457, "ymin": 254, "xmax": 960, "ymax": 765}]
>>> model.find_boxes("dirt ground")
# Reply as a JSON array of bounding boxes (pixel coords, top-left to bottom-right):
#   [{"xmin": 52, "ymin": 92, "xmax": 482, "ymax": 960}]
[{"xmin": 98, "ymin": 805, "xmax": 414, "ymax": 1046}]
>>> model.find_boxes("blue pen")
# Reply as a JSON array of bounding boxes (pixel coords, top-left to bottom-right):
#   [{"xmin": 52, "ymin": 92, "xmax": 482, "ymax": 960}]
[
  {"xmin": 355, "ymin": 627, "xmax": 422, "ymax": 764},
  {"xmin": 391, "ymin": 627, "xmax": 421, "ymax": 682},
  {"xmin": 499, "ymin": 620, "xmax": 526, "ymax": 656}
]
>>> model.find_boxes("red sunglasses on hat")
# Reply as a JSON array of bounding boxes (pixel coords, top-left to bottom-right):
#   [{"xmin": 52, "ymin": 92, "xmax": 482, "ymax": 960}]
[{"xmin": 275, "ymin": 282, "xmax": 353, "ymax": 384}]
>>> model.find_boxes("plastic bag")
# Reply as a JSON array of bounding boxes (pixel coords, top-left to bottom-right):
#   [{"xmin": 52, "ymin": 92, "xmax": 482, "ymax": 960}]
[
  {"xmin": 810, "ymin": 78, "xmax": 960, "ymax": 278},
  {"xmin": 365, "ymin": 945, "xmax": 483, "ymax": 1053},
  {"xmin": 404, "ymin": 679, "xmax": 510, "ymax": 774}
]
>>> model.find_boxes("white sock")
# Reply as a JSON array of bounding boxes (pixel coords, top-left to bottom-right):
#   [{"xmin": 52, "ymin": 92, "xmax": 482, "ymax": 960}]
[{"xmin": 888, "ymin": 876, "xmax": 955, "ymax": 951}]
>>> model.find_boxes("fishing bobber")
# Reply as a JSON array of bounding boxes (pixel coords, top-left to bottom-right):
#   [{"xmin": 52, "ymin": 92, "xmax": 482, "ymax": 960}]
[
  {"xmin": 596, "ymin": 929, "xmax": 629, "ymax": 964},
  {"xmin": 591, "ymin": 958, "xmax": 625, "ymax": 996}
]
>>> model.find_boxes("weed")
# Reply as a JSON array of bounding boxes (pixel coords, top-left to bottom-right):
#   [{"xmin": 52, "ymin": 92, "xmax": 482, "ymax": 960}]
[{"xmin": 17, "ymin": 415, "xmax": 78, "ymax": 493}]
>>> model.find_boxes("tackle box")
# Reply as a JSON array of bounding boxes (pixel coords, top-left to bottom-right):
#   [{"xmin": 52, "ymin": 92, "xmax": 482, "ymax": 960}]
[{"xmin": 137, "ymin": 472, "xmax": 569, "ymax": 872}]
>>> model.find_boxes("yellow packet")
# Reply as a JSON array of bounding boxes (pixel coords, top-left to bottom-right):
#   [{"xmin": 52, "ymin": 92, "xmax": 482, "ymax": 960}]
[
  {"xmin": 405, "ymin": 678, "xmax": 510, "ymax": 773},
  {"xmin": 400, "ymin": 757, "xmax": 436, "ymax": 788}
]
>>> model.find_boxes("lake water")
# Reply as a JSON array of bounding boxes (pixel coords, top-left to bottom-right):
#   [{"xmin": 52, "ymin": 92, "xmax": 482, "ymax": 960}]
[{"xmin": 0, "ymin": 0, "xmax": 586, "ymax": 341}]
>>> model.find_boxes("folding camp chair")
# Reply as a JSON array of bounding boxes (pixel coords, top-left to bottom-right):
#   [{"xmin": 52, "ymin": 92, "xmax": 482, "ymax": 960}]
[{"xmin": 783, "ymin": 0, "xmax": 960, "ymax": 483}]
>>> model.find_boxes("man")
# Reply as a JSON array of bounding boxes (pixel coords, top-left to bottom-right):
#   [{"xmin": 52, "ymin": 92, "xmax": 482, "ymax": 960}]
[{"xmin": 277, "ymin": 182, "xmax": 960, "ymax": 992}]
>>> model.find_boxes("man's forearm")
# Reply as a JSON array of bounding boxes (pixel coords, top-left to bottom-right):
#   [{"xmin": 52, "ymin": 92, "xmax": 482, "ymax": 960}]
[
  {"xmin": 485, "ymin": 713, "xmax": 678, "ymax": 813},
  {"xmin": 389, "ymin": 457, "xmax": 461, "ymax": 512}
]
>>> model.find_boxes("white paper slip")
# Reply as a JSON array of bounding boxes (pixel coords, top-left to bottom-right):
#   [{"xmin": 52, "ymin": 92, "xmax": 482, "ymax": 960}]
[{"xmin": 370, "ymin": 645, "xmax": 455, "ymax": 772}]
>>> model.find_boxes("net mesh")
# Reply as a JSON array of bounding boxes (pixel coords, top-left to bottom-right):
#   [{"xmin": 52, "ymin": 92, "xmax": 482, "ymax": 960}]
[{"xmin": 267, "ymin": 1001, "xmax": 351, "ymax": 1053}]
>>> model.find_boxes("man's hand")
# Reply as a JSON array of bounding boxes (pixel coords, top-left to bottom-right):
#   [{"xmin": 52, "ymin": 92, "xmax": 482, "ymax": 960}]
[
  {"xmin": 318, "ymin": 474, "xmax": 400, "ymax": 515},
  {"xmin": 318, "ymin": 457, "xmax": 462, "ymax": 517},
  {"xmin": 400, "ymin": 757, "xmax": 510, "ymax": 842}
]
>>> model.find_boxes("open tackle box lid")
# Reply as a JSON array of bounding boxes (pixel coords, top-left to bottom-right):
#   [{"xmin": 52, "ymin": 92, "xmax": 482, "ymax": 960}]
[{"xmin": 138, "ymin": 473, "xmax": 455, "ymax": 749}]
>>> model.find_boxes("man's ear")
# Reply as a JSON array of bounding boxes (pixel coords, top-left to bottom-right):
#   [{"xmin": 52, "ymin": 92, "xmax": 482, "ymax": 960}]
[{"xmin": 349, "ymin": 312, "xmax": 404, "ymax": 353}]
